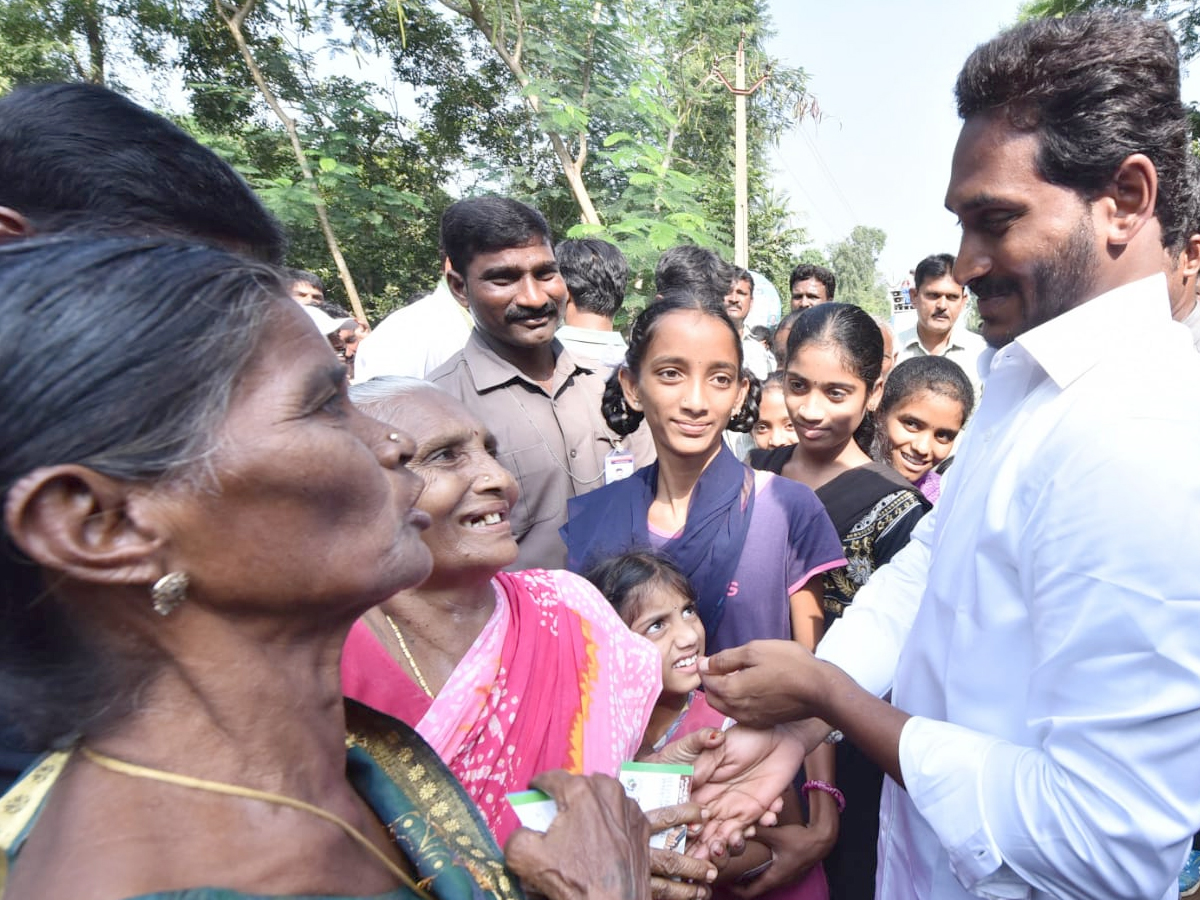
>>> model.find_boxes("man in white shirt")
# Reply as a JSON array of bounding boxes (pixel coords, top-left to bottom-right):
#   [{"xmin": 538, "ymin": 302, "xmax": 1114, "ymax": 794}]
[
  {"xmin": 724, "ymin": 268, "xmax": 778, "ymax": 380},
  {"xmin": 351, "ymin": 260, "xmax": 473, "ymax": 383},
  {"xmin": 895, "ymin": 253, "xmax": 986, "ymax": 397},
  {"xmin": 553, "ymin": 237, "xmax": 629, "ymax": 368},
  {"xmin": 700, "ymin": 13, "xmax": 1200, "ymax": 900}
]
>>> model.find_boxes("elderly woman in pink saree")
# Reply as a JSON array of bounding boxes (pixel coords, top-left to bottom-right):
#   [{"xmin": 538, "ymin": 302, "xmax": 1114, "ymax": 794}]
[{"xmin": 342, "ymin": 378, "xmax": 660, "ymax": 845}]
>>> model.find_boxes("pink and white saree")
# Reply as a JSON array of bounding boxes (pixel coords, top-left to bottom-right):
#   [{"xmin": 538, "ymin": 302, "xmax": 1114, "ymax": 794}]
[{"xmin": 342, "ymin": 568, "xmax": 660, "ymax": 844}]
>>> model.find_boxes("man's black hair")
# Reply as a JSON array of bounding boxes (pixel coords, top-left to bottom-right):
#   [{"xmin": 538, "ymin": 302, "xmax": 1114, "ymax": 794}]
[
  {"xmin": 440, "ymin": 196, "xmax": 553, "ymax": 276},
  {"xmin": 0, "ymin": 83, "xmax": 285, "ymax": 263},
  {"xmin": 956, "ymin": 12, "xmax": 1190, "ymax": 253},
  {"xmin": 654, "ymin": 245, "xmax": 735, "ymax": 307},
  {"xmin": 913, "ymin": 254, "xmax": 957, "ymax": 293},
  {"xmin": 555, "ymin": 238, "xmax": 629, "ymax": 319}
]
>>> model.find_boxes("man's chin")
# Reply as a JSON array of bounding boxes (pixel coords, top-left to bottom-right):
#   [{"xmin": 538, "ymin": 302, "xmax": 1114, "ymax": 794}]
[{"xmin": 980, "ymin": 320, "xmax": 1018, "ymax": 349}]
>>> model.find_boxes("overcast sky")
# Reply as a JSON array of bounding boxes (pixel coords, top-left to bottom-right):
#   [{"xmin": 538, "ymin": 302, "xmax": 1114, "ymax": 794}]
[{"xmin": 764, "ymin": 0, "xmax": 1200, "ymax": 284}]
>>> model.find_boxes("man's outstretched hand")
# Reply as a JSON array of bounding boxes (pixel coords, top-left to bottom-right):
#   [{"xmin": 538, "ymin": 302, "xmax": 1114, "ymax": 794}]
[{"xmin": 700, "ymin": 641, "xmax": 825, "ymax": 728}]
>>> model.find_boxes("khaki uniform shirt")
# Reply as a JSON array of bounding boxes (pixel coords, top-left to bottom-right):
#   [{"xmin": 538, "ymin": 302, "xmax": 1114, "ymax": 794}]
[
  {"xmin": 428, "ymin": 331, "xmax": 655, "ymax": 570},
  {"xmin": 896, "ymin": 325, "xmax": 987, "ymax": 399}
]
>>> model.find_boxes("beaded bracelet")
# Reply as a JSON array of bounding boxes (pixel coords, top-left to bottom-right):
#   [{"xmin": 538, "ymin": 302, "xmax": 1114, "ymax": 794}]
[{"xmin": 801, "ymin": 779, "xmax": 846, "ymax": 813}]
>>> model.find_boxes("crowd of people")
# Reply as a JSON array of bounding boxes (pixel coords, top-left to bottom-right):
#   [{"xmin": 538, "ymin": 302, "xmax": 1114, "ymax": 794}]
[{"xmin": 2, "ymin": 10, "xmax": 1200, "ymax": 900}]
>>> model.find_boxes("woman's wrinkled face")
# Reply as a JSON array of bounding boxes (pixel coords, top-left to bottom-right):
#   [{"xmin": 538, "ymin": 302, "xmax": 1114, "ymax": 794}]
[
  {"xmin": 373, "ymin": 388, "xmax": 520, "ymax": 586},
  {"xmin": 153, "ymin": 300, "xmax": 432, "ymax": 614}
]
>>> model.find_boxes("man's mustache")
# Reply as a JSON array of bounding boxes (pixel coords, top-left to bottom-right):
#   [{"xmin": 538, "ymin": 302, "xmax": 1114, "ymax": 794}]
[
  {"xmin": 505, "ymin": 303, "xmax": 559, "ymax": 324},
  {"xmin": 970, "ymin": 276, "xmax": 1019, "ymax": 300}
]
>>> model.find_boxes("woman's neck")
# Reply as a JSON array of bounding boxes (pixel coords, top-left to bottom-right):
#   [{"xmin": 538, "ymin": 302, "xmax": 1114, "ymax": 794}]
[
  {"xmin": 650, "ymin": 443, "xmax": 723, "ymax": 533},
  {"xmin": 784, "ymin": 435, "xmax": 873, "ymax": 492},
  {"xmin": 90, "ymin": 611, "xmax": 356, "ymax": 796},
  {"xmin": 15, "ymin": 610, "xmax": 412, "ymax": 900},
  {"xmin": 371, "ymin": 578, "xmax": 497, "ymax": 695}
]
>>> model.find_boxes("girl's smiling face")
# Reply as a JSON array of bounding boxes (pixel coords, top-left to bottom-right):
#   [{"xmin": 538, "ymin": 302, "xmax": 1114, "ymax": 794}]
[
  {"xmin": 623, "ymin": 579, "xmax": 706, "ymax": 700},
  {"xmin": 620, "ymin": 309, "xmax": 748, "ymax": 463},
  {"xmin": 883, "ymin": 390, "xmax": 965, "ymax": 482},
  {"xmin": 784, "ymin": 343, "xmax": 878, "ymax": 455}
]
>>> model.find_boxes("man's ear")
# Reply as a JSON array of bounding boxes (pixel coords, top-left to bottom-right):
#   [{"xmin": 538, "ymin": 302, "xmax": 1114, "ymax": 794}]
[
  {"xmin": 446, "ymin": 267, "xmax": 470, "ymax": 311},
  {"xmin": 4, "ymin": 465, "xmax": 165, "ymax": 588},
  {"xmin": 1181, "ymin": 234, "xmax": 1200, "ymax": 281},
  {"xmin": 1102, "ymin": 153, "xmax": 1157, "ymax": 247},
  {"xmin": 0, "ymin": 206, "xmax": 32, "ymax": 242}
]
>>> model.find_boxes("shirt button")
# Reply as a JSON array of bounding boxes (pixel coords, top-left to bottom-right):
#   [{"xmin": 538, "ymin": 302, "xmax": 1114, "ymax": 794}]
[{"xmin": 569, "ymin": 450, "xmax": 577, "ymax": 458}]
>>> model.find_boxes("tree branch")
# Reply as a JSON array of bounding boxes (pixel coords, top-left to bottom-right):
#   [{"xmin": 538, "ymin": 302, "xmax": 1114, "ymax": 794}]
[{"xmin": 213, "ymin": 0, "xmax": 367, "ymax": 321}]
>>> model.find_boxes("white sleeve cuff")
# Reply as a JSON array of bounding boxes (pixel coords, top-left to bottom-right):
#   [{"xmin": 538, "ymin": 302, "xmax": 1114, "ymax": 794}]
[{"xmin": 900, "ymin": 716, "xmax": 1032, "ymax": 896}]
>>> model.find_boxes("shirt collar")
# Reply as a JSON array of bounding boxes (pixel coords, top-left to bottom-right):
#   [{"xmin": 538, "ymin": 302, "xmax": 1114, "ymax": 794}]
[
  {"xmin": 1014, "ymin": 273, "xmax": 1169, "ymax": 390},
  {"xmin": 461, "ymin": 329, "xmax": 593, "ymax": 393},
  {"xmin": 900, "ymin": 325, "xmax": 971, "ymax": 355}
]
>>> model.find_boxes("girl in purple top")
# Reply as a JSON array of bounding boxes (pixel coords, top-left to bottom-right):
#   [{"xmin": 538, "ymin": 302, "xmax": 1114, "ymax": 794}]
[
  {"xmin": 562, "ymin": 291, "xmax": 846, "ymax": 898},
  {"xmin": 561, "ymin": 290, "xmax": 845, "ymax": 651},
  {"xmin": 872, "ymin": 355, "xmax": 974, "ymax": 504}
]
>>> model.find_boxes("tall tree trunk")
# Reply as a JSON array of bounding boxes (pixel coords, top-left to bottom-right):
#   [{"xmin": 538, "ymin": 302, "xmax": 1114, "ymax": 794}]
[
  {"xmin": 441, "ymin": 0, "xmax": 602, "ymax": 226},
  {"xmin": 81, "ymin": 0, "xmax": 106, "ymax": 83},
  {"xmin": 214, "ymin": 0, "xmax": 367, "ymax": 322}
]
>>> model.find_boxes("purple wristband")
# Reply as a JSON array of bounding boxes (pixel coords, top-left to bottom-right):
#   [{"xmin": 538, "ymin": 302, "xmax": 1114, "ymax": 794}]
[{"xmin": 801, "ymin": 779, "xmax": 846, "ymax": 813}]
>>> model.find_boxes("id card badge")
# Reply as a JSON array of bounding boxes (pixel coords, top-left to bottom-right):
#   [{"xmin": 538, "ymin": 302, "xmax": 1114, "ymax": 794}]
[{"xmin": 604, "ymin": 447, "xmax": 636, "ymax": 484}]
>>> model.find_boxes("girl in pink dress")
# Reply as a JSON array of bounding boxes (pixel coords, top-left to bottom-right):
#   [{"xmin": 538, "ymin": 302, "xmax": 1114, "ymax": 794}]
[{"xmin": 588, "ymin": 550, "xmax": 834, "ymax": 900}]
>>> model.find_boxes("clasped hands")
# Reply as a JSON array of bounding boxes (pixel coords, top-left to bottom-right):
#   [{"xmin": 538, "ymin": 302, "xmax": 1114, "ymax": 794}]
[{"xmin": 506, "ymin": 640, "xmax": 826, "ymax": 900}]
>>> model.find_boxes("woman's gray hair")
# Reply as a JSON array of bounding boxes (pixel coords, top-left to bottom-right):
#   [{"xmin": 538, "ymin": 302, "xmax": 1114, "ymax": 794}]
[
  {"xmin": 349, "ymin": 376, "xmax": 451, "ymax": 420},
  {"xmin": 0, "ymin": 235, "xmax": 284, "ymax": 747}
]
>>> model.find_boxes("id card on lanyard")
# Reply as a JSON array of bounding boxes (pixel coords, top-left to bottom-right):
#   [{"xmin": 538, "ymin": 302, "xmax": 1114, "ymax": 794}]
[{"xmin": 604, "ymin": 445, "xmax": 636, "ymax": 484}]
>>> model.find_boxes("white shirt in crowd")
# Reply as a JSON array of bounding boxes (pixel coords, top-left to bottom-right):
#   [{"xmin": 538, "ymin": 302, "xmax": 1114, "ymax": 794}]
[
  {"xmin": 741, "ymin": 333, "xmax": 777, "ymax": 381},
  {"xmin": 818, "ymin": 274, "xmax": 1200, "ymax": 900},
  {"xmin": 554, "ymin": 325, "xmax": 627, "ymax": 368},
  {"xmin": 352, "ymin": 279, "xmax": 472, "ymax": 383}
]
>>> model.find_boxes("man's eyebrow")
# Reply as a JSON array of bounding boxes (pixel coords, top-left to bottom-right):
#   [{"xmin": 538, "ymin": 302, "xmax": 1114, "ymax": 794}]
[
  {"xmin": 477, "ymin": 263, "xmax": 524, "ymax": 280},
  {"xmin": 947, "ymin": 193, "xmax": 1017, "ymax": 214}
]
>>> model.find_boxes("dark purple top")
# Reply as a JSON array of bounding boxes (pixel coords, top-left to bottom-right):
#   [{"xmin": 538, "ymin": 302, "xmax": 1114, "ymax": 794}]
[{"xmin": 650, "ymin": 470, "xmax": 846, "ymax": 653}]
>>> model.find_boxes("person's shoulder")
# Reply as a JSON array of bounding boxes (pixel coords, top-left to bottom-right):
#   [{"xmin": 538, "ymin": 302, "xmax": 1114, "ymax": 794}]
[
  {"xmin": 954, "ymin": 328, "xmax": 988, "ymax": 352},
  {"xmin": 425, "ymin": 349, "xmax": 468, "ymax": 383}
]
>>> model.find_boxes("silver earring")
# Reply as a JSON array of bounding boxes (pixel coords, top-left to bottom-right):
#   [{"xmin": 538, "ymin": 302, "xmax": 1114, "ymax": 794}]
[
  {"xmin": 387, "ymin": 432, "xmax": 401, "ymax": 442},
  {"xmin": 151, "ymin": 572, "xmax": 189, "ymax": 616}
]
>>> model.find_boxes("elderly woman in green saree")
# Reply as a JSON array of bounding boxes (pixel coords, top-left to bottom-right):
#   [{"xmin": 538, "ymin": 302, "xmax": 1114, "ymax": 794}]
[{"xmin": 0, "ymin": 236, "xmax": 654, "ymax": 900}]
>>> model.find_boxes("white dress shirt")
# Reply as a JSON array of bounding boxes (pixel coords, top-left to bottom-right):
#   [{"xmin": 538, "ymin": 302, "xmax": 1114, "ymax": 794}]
[
  {"xmin": 351, "ymin": 280, "xmax": 472, "ymax": 383},
  {"xmin": 818, "ymin": 274, "xmax": 1200, "ymax": 900}
]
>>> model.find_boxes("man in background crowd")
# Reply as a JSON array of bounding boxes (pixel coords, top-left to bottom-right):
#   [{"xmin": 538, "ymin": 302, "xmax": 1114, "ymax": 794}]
[
  {"xmin": 725, "ymin": 268, "xmax": 777, "ymax": 379},
  {"xmin": 554, "ymin": 238, "xmax": 629, "ymax": 368},
  {"xmin": 789, "ymin": 262, "xmax": 836, "ymax": 310},
  {"xmin": 428, "ymin": 197, "xmax": 652, "ymax": 570},
  {"xmin": 896, "ymin": 253, "xmax": 986, "ymax": 396}
]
